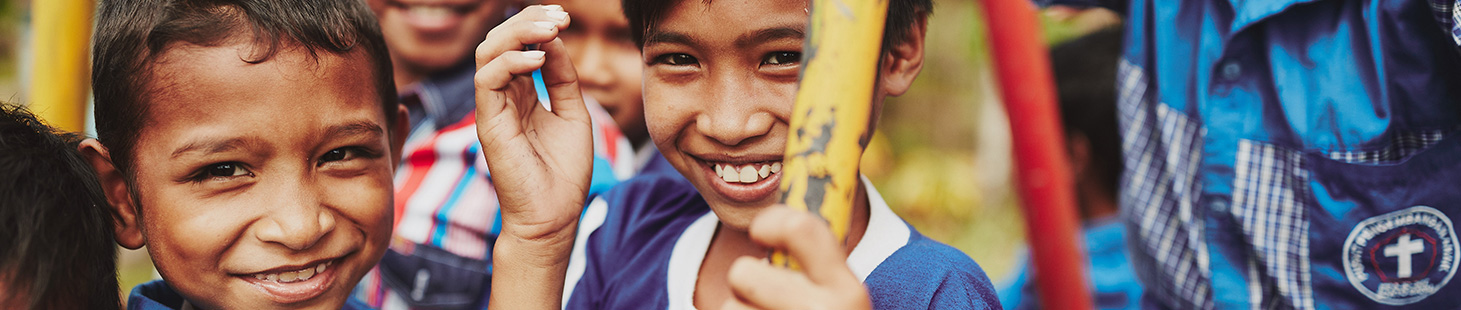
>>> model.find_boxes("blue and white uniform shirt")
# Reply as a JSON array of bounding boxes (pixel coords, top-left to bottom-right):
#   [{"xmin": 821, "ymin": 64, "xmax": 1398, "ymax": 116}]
[
  {"xmin": 1037, "ymin": 0, "xmax": 1461, "ymax": 308},
  {"xmin": 563, "ymin": 174, "xmax": 1002, "ymax": 310}
]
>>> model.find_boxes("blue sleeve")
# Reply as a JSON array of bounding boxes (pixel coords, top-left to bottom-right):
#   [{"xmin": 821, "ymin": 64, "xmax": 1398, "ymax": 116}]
[
  {"xmin": 929, "ymin": 269, "xmax": 1004, "ymax": 310},
  {"xmin": 866, "ymin": 237, "xmax": 1004, "ymax": 310}
]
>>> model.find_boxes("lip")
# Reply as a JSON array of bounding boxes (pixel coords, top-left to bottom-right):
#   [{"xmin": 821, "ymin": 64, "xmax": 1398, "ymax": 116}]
[
  {"xmin": 237, "ymin": 256, "xmax": 346, "ymax": 304},
  {"xmin": 385, "ymin": 0, "xmax": 480, "ymax": 35},
  {"xmin": 693, "ymin": 155, "xmax": 784, "ymax": 203}
]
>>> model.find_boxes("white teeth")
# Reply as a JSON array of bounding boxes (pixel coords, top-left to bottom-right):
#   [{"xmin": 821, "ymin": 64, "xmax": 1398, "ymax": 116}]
[
  {"xmin": 722, "ymin": 166, "xmax": 740, "ymax": 182},
  {"xmin": 407, "ymin": 5, "xmax": 453, "ymax": 19},
  {"xmin": 253, "ymin": 261, "xmax": 329, "ymax": 284},
  {"xmin": 298, "ymin": 267, "xmax": 316, "ymax": 280},
  {"xmin": 713, "ymin": 162, "xmax": 782, "ymax": 184},
  {"xmin": 739, "ymin": 166, "xmax": 758, "ymax": 183}
]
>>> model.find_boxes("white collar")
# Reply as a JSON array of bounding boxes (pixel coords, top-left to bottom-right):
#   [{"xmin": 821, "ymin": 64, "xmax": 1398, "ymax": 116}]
[{"xmin": 665, "ymin": 176, "xmax": 911, "ymax": 310}]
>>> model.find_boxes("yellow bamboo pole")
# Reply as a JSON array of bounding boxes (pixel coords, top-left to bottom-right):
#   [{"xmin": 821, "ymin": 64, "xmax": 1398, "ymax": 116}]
[
  {"xmin": 28, "ymin": 0, "xmax": 95, "ymax": 132},
  {"xmin": 773, "ymin": 0, "xmax": 887, "ymax": 268}
]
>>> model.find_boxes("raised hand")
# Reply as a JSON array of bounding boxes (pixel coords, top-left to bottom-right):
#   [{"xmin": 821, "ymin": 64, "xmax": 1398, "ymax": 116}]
[
  {"xmin": 473, "ymin": 5, "xmax": 590, "ymax": 310},
  {"xmin": 721, "ymin": 206, "xmax": 873, "ymax": 310}
]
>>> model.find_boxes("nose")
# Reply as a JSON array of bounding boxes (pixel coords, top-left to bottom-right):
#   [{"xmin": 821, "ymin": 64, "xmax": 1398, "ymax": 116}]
[
  {"xmin": 574, "ymin": 37, "xmax": 613, "ymax": 89},
  {"xmin": 695, "ymin": 72, "xmax": 776, "ymax": 146},
  {"xmin": 255, "ymin": 182, "xmax": 337, "ymax": 251}
]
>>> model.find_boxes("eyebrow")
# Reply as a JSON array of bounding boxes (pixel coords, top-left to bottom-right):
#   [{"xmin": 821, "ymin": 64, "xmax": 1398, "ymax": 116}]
[
  {"xmin": 170, "ymin": 137, "xmax": 259, "ymax": 159},
  {"xmin": 168, "ymin": 121, "xmax": 383, "ymax": 159},
  {"xmin": 644, "ymin": 31, "xmax": 697, "ymax": 47},
  {"xmin": 322, "ymin": 121, "xmax": 385, "ymax": 141},
  {"xmin": 734, "ymin": 27, "xmax": 805, "ymax": 49},
  {"xmin": 643, "ymin": 26, "xmax": 806, "ymax": 49}
]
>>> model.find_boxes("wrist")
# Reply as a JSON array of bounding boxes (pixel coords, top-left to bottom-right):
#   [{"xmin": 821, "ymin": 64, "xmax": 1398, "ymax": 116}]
[{"xmin": 497, "ymin": 216, "xmax": 579, "ymax": 264}]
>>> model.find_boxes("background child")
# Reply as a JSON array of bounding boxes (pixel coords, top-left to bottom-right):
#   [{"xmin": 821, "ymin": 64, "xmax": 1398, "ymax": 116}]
[
  {"xmin": 353, "ymin": 1, "xmax": 635, "ymax": 308},
  {"xmin": 997, "ymin": 26, "xmax": 1143, "ymax": 310},
  {"xmin": 84, "ymin": 0, "xmax": 406, "ymax": 309},
  {"xmin": 0, "ymin": 103, "xmax": 120, "ymax": 310},
  {"xmin": 550, "ymin": 0, "xmax": 659, "ymax": 173},
  {"xmin": 471, "ymin": 1, "xmax": 1002, "ymax": 309}
]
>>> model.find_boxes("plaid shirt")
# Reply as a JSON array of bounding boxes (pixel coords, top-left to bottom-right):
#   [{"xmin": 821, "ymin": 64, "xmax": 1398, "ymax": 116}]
[
  {"xmin": 1044, "ymin": 0, "xmax": 1461, "ymax": 308},
  {"xmin": 354, "ymin": 65, "xmax": 633, "ymax": 309}
]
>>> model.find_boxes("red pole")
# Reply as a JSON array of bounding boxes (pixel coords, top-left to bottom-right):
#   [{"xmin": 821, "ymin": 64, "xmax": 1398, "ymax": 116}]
[{"xmin": 978, "ymin": 0, "xmax": 1095, "ymax": 309}]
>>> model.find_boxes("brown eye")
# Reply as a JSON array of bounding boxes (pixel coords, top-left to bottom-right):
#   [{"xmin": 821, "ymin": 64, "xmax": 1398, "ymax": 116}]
[
  {"xmin": 206, "ymin": 163, "xmax": 248, "ymax": 177},
  {"xmin": 320, "ymin": 147, "xmax": 369, "ymax": 164},
  {"xmin": 654, "ymin": 53, "xmax": 698, "ymax": 66},
  {"xmin": 762, "ymin": 51, "xmax": 800, "ymax": 65}
]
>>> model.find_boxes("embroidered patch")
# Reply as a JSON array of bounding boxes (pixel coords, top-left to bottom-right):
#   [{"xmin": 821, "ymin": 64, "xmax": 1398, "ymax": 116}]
[{"xmin": 1343, "ymin": 206, "xmax": 1459, "ymax": 305}]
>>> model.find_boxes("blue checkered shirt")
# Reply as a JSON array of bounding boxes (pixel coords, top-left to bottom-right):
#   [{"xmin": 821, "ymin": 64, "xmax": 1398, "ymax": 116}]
[{"xmin": 1039, "ymin": 0, "xmax": 1461, "ymax": 308}]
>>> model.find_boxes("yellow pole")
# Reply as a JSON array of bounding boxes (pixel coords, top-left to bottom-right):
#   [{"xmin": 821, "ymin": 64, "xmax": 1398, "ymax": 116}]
[
  {"xmin": 773, "ymin": 0, "xmax": 887, "ymax": 268},
  {"xmin": 28, "ymin": 0, "xmax": 95, "ymax": 132}
]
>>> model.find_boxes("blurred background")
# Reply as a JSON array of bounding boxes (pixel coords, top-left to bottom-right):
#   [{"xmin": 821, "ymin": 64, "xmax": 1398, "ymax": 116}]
[{"xmin": 0, "ymin": 0, "xmax": 1119, "ymax": 297}]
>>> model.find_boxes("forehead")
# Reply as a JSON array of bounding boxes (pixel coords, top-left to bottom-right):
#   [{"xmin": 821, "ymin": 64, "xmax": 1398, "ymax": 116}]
[
  {"xmin": 653, "ymin": 0, "xmax": 807, "ymax": 41},
  {"xmin": 137, "ymin": 41, "xmax": 384, "ymax": 147}
]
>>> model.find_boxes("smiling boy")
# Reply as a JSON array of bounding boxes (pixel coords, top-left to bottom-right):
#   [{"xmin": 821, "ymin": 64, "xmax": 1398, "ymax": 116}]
[
  {"xmin": 473, "ymin": 1, "xmax": 1001, "ymax": 309},
  {"xmin": 82, "ymin": 0, "xmax": 407, "ymax": 309}
]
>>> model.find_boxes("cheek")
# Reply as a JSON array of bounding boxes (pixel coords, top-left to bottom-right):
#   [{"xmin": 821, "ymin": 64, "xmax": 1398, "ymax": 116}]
[
  {"xmin": 642, "ymin": 84, "xmax": 688, "ymax": 147},
  {"xmin": 322, "ymin": 172, "xmax": 394, "ymax": 234},
  {"xmin": 137, "ymin": 184, "xmax": 249, "ymax": 269}
]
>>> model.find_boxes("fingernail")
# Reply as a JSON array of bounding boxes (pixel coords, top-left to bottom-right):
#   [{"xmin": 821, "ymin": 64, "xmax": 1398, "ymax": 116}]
[
  {"xmin": 534, "ymin": 21, "xmax": 557, "ymax": 30},
  {"xmin": 522, "ymin": 51, "xmax": 546, "ymax": 60},
  {"xmin": 545, "ymin": 11, "xmax": 568, "ymax": 21},
  {"xmin": 543, "ymin": 4, "xmax": 564, "ymax": 11}
]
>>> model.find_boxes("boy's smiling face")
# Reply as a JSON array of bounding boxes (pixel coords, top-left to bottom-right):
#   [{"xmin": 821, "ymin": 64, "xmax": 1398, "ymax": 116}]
[
  {"xmin": 642, "ymin": 0, "xmax": 808, "ymax": 230},
  {"xmin": 119, "ymin": 40, "xmax": 397, "ymax": 309}
]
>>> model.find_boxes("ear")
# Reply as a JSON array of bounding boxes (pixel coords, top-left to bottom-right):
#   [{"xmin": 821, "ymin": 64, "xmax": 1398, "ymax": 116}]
[
  {"xmin": 878, "ymin": 16, "xmax": 928, "ymax": 97},
  {"xmin": 390, "ymin": 103, "xmax": 411, "ymax": 166},
  {"xmin": 79, "ymin": 139, "xmax": 146, "ymax": 249}
]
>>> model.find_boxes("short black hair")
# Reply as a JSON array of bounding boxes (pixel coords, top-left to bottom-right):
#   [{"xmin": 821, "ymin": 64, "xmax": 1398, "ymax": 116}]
[
  {"xmin": 0, "ymin": 103, "xmax": 119, "ymax": 310},
  {"xmin": 1050, "ymin": 26, "xmax": 1123, "ymax": 201},
  {"xmin": 622, "ymin": 0, "xmax": 932, "ymax": 52},
  {"xmin": 92, "ymin": 0, "xmax": 397, "ymax": 177}
]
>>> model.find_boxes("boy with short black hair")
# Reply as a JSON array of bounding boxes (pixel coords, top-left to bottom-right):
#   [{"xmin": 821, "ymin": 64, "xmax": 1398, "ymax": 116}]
[
  {"xmin": 474, "ymin": 1, "xmax": 1002, "ymax": 309},
  {"xmin": 0, "ymin": 103, "xmax": 120, "ymax": 310},
  {"xmin": 84, "ymin": 0, "xmax": 408, "ymax": 309}
]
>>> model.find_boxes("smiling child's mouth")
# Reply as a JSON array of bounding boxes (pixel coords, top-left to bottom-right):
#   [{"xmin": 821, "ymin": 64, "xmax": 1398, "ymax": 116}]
[
  {"xmin": 239, "ymin": 257, "xmax": 345, "ymax": 304},
  {"xmin": 249, "ymin": 261, "xmax": 331, "ymax": 283},
  {"xmin": 711, "ymin": 161, "xmax": 783, "ymax": 184}
]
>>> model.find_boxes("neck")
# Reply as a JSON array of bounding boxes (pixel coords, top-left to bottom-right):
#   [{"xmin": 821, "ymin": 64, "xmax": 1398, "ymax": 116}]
[{"xmin": 1078, "ymin": 185, "xmax": 1119, "ymax": 221}]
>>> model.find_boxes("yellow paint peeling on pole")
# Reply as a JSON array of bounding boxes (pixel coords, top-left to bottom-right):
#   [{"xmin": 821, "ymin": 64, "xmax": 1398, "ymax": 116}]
[
  {"xmin": 773, "ymin": 0, "xmax": 887, "ymax": 268},
  {"xmin": 28, "ymin": 0, "xmax": 95, "ymax": 132}
]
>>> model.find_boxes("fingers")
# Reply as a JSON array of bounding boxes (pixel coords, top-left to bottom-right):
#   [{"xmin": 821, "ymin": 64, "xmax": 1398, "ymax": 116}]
[
  {"xmin": 747, "ymin": 206, "xmax": 858, "ymax": 286},
  {"xmin": 725, "ymin": 256, "xmax": 819, "ymax": 310},
  {"xmin": 476, "ymin": 5, "xmax": 572, "ymax": 70},
  {"xmin": 473, "ymin": 50, "xmax": 546, "ymax": 120},
  {"xmin": 537, "ymin": 37, "xmax": 587, "ymax": 119},
  {"xmin": 475, "ymin": 50, "xmax": 547, "ymax": 91}
]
